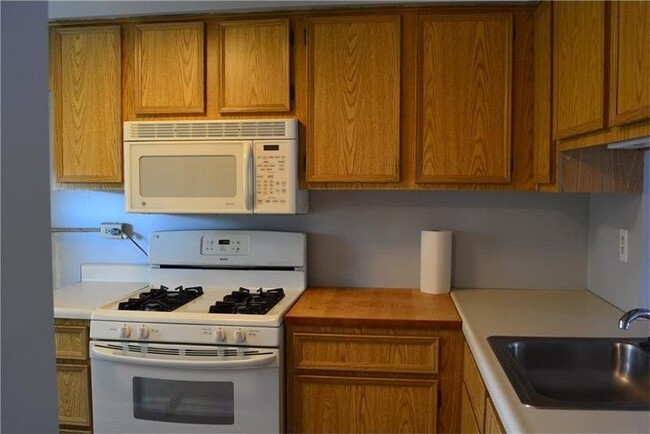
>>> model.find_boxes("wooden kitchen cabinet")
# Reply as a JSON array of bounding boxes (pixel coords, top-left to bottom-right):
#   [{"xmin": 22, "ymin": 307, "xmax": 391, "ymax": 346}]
[
  {"xmin": 306, "ymin": 15, "xmax": 401, "ymax": 183},
  {"xmin": 551, "ymin": 1, "xmax": 650, "ymax": 148},
  {"xmin": 55, "ymin": 319, "xmax": 92, "ymax": 433},
  {"xmin": 460, "ymin": 343, "xmax": 505, "ymax": 434},
  {"xmin": 285, "ymin": 288, "xmax": 463, "ymax": 433},
  {"xmin": 133, "ymin": 22, "xmax": 205, "ymax": 114},
  {"xmin": 219, "ymin": 19, "xmax": 290, "ymax": 113},
  {"xmin": 50, "ymin": 26, "xmax": 122, "ymax": 183},
  {"xmin": 416, "ymin": 13, "xmax": 513, "ymax": 184}
]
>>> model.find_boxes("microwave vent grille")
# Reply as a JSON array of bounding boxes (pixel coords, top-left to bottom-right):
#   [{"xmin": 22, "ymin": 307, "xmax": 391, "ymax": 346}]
[{"xmin": 126, "ymin": 120, "xmax": 293, "ymax": 140}]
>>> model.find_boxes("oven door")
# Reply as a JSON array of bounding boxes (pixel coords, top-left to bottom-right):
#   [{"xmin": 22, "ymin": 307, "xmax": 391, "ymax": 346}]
[
  {"xmin": 90, "ymin": 341, "xmax": 281, "ymax": 434},
  {"xmin": 124, "ymin": 140, "xmax": 253, "ymax": 214}
]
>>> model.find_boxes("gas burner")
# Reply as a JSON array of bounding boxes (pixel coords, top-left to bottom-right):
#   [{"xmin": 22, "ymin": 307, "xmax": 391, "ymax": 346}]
[
  {"xmin": 118, "ymin": 285, "xmax": 204, "ymax": 312},
  {"xmin": 209, "ymin": 287, "xmax": 285, "ymax": 315}
]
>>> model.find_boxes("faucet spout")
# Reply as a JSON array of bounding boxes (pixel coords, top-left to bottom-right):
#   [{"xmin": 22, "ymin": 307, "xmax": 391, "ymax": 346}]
[{"xmin": 618, "ymin": 308, "xmax": 650, "ymax": 330}]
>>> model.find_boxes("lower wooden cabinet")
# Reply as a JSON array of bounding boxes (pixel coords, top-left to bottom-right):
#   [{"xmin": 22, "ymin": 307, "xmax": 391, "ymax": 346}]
[
  {"xmin": 461, "ymin": 343, "xmax": 505, "ymax": 434},
  {"xmin": 286, "ymin": 325, "xmax": 463, "ymax": 433},
  {"xmin": 55, "ymin": 319, "xmax": 92, "ymax": 433}
]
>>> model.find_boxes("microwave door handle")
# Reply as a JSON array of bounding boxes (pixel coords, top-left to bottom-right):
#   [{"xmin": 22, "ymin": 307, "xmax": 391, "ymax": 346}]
[
  {"xmin": 90, "ymin": 345, "xmax": 278, "ymax": 370},
  {"xmin": 243, "ymin": 145, "xmax": 253, "ymax": 211}
]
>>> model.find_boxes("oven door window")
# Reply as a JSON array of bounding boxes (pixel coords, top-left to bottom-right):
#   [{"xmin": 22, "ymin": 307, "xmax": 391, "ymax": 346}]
[{"xmin": 133, "ymin": 377, "xmax": 234, "ymax": 425}]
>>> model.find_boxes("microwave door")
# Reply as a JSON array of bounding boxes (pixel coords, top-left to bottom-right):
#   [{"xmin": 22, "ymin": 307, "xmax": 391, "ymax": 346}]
[{"xmin": 125, "ymin": 141, "xmax": 253, "ymax": 214}]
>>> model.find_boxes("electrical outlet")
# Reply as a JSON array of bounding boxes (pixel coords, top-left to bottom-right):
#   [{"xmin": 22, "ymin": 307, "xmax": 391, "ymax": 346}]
[
  {"xmin": 619, "ymin": 228, "xmax": 628, "ymax": 263},
  {"xmin": 101, "ymin": 223, "xmax": 125, "ymax": 239}
]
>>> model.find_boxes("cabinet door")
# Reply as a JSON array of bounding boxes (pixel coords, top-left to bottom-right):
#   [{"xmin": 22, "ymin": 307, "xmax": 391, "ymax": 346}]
[
  {"xmin": 51, "ymin": 26, "xmax": 122, "ymax": 183},
  {"xmin": 307, "ymin": 15, "xmax": 401, "ymax": 182},
  {"xmin": 484, "ymin": 396, "xmax": 506, "ymax": 434},
  {"xmin": 57, "ymin": 364, "xmax": 91, "ymax": 427},
  {"xmin": 460, "ymin": 384, "xmax": 481, "ymax": 434},
  {"xmin": 134, "ymin": 22, "xmax": 205, "ymax": 114},
  {"xmin": 609, "ymin": 1, "xmax": 650, "ymax": 126},
  {"xmin": 291, "ymin": 375, "xmax": 437, "ymax": 433},
  {"xmin": 553, "ymin": 1, "xmax": 606, "ymax": 139},
  {"xmin": 533, "ymin": 2, "xmax": 553, "ymax": 185},
  {"xmin": 219, "ymin": 19, "xmax": 290, "ymax": 113},
  {"xmin": 417, "ymin": 13, "xmax": 513, "ymax": 184}
]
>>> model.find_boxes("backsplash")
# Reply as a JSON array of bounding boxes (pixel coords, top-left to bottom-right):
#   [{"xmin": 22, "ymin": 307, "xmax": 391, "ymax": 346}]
[{"xmin": 51, "ymin": 190, "xmax": 589, "ymax": 290}]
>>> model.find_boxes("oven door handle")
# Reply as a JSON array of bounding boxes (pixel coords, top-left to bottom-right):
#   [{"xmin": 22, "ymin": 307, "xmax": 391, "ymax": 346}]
[{"xmin": 90, "ymin": 346, "xmax": 278, "ymax": 370}]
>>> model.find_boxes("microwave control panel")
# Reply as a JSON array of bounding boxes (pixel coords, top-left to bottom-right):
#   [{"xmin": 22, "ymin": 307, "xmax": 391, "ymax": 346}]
[
  {"xmin": 200, "ymin": 235, "xmax": 250, "ymax": 256},
  {"xmin": 254, "ymin": 140, "xmax": 296, "ymax": 213}
]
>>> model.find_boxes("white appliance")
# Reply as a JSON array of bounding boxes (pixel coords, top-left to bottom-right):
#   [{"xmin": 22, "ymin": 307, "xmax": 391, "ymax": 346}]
[
  {"xmin": 90, "ymin": 230, "xmax": 306, "ymax": 434},
  {"xmin": 124, "ymin": 119, "xmax": 308, "ymax": 214}
]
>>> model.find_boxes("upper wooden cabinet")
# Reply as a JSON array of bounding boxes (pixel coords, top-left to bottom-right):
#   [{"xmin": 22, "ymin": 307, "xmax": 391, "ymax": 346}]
[
  {"xmin": 609, "ymin": 1, "xmax": 650, "ymax": 126},
  {"xmin": 219, "ymin": 19, "xmax": 290, "ymax": 113},
  {"xmin": 416, "ymin": 13, "xmax": 513, "ymax": 184},
  {"xmin": 134, "ymin": 22, "xmax": 205, "ymax": 114},
  {"xmin": 553, "ymin": 1, "xmax": 606, "ymax": 139},
  {"xmin": 306, "ymin": 15, "xmax": 401, "ymax": 183},
  {"xmin": 50, "ymin": 26, "xmax": 122, "ymax": 183}
]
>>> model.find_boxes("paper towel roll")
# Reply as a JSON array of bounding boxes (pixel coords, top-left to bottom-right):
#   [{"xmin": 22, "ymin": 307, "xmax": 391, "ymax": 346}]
[{"xmin": 420, "ymin": 230, "xmax": 452, "ymax": 294}]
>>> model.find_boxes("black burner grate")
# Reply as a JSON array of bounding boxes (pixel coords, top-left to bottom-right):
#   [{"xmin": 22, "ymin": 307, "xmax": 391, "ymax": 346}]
[
  {"xmin": 118, "ymin": 285, "xmax": 204, "ymax": 312},
  {"xmin": 209, "ymin": 287, "xmax": 285, "ymax": 315}
]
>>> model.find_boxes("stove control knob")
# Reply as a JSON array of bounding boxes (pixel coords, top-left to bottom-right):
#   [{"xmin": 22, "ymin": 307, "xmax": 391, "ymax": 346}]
[
  {"xmin": 214, "ymin": 329, "xmax": 226, "ymax": 342},
  {"xmin": 137, "ymin": 326, "xmax": 150, "ymax": 339},
  {"xmin": 234, "ymin": 329, "xmax": 247, "ymax": 343},
  {"xmin": 119, "ymin": 325, "xmax": 131, "ymax": 338}
]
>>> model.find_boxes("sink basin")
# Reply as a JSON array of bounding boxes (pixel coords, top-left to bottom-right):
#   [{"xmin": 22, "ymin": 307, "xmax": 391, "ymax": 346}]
[{"xmin": 488, "ymin": 336, "xmax": 650, "ymax": 410}]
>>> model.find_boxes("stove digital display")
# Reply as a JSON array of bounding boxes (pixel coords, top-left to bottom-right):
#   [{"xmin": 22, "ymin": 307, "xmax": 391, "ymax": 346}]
[{"xmin": 218, "ymin": 239, "xmax": 230, "ymax": 245}]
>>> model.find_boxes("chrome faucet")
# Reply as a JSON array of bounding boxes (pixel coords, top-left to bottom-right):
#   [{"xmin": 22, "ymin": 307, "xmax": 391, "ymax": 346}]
[{"xmin": 618, "ymin": 308, "xmax": 650, "ymax": 330}]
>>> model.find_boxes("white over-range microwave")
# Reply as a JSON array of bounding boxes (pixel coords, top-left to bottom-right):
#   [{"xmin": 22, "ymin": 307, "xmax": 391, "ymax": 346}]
[{"xmin": 124, "ymin": 119, "xmax": 307, "ymax": 214}]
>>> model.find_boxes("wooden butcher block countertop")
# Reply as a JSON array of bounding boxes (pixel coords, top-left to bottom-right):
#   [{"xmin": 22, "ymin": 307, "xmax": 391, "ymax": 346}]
[{"xmin": 285, "ymin": 287, "xmax": 461, "ymax": 329}]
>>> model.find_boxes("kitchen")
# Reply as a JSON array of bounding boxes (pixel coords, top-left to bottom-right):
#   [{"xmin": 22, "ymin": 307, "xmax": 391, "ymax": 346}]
[{"xmin": 1, "ymin": 0, "xmax": 649, "ymax": 433}]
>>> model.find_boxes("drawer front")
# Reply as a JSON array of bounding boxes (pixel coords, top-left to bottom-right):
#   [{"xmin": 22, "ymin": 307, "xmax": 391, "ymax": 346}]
[
  {"xmin": 291, "ymin": 375, "xmax": 437, "ymax": 433},
  {"xmin": 55, "ymin": 325, "xmax": 88, "ymax": 360},
  {"xmin": 293, "ymin": 333, "xmax": 439, "ymax": 374},
  {"xmin": 56, "ymin": 363, "xmax": 91, "ymax": 427},
  {"xmin": 463, "ymin": 343, "xmax": 487, "ymax": 425}
]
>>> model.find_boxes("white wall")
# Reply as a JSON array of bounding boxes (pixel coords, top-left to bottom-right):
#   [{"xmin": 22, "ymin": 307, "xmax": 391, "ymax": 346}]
[
  {"xmin": 588, "ymin": 153, "xmax": 649, "ymax": 311},
  {"xmin": 52, "ymin": 190, "xmax": 590, "ymax": 290},
  {"xmin": 1, "ymin": 2, "xmax": 59, "ymax": 431}
]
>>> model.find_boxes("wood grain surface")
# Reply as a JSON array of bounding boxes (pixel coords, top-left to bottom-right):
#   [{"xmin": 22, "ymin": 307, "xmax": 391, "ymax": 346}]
[
  {"xmin": 460, "ymin": 384, "xmax": 481, "ymax": 434},
  {"xmin": 291, "ymin": 375, "xmax": 438, "ymax": 433},
  {"xmin": 485, "ymin": 396, "xmax": 506, "ymax": 434},
  {"xmin": 307, "ymin": 15, "xmax": 401, "ymax": 182},
  {"xmin": 416, "ymin": 13, "xmax": 513, "ymax": 184},
  {"xmin": 463, "ymin": 343, "xmax": 487, "ymax": 429},
  {"xmin": 553, "ymin": 1, "xmax": 606, "ymax": 139},
  {"xmin": 56, "ymin": 364, "xmax": 91, "ymax": 427},
  {"xmin": 52, "ymin": 26, "xmax": 122, "ymax": 183},
  {"xmin": 54, "ymin": 324, "xmax": 88, "ymax": 360},
  {"xmin": 533, "ymin": 2, "xmax": 553, "ymax": 185},
  {"xmin": 609, "ymin": 1, "xmax": 650, "ymax": 126},
  {"xmin": 219, "ymin": 19, "xmax": 290, "ymax": 112},
  {"xmin": 134, "ymin": 22, "xmax": 205, "ymax": 114},
  {"xmin": 285, "ymin": 287, "xmax": 461, "ymax": 328}
]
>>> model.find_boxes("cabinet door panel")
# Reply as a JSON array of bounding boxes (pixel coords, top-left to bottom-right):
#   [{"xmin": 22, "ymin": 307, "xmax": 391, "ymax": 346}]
[
  {"xmin": 609, "ymin": 1, "xmax": 650, "ymax": 125},
  {"xmin": 485, "ymin": 396, "xmax": 506, "ymax": 434},
  {"xmin": 52, "ymin": 26, "xmax": 122, "ymax": 183},
  {"xmin": 291, "ymin": 375, "xmax": 437, "ymax": 433},
  {"xmin": 460, "ymin": 384, "xmax": 481, "ymax": 434},
  {"xmin": 553, "ymin": 1, "xmax": 606, "ymax": 138},
  {"xmin": 533, "ymin": 2, "xmax": 553, "ymax": 184},
  {"xmin": 220, "ymin": 19, "xmax": 290, "ymax": 112},
  {"xmin": 54, "ymin": 325, "xmax": 88, "ymax": 360},
  {"xmin": 135, "ymin": 22, "xmax": 204, "ymax": 114},
  {"xmin": 417, "ymin": 13, "xmax": 512, "ymax": 183},
  {"xmin": 307, "ymin": 15, "xmax": 401, "ymax": 182},
  {"xmin": 57, "ymin": 364, "xmax": 91, "ymax": 427}
]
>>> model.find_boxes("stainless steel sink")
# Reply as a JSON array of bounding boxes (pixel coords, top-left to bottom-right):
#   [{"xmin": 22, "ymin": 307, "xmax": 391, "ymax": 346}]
[{"xmin": 488, "ymin": 336, "xmax": 650, "ymax": 410}]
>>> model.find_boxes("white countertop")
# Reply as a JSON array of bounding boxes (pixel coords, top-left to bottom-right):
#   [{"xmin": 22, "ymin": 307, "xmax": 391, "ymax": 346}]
[
  {"xmin": 53, "ymin": 264, "xmax": 149, "ymax": 319},
  {"xmin": 451, "ymin": 288, "xmax": 650, "ymax": 434}
]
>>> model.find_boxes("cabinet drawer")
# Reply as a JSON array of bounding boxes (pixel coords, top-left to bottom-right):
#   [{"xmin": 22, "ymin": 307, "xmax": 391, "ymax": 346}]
[
  {"xmin": 55, "ymin": 325, "xmax": 88, "ymax": 360},
  {"xmin": 293, "ymin": 333, "xmax": 439, "ymax": 374},
  {"xmin": 291, "ymin": 375, "xmax": 437, "ymax": 433},
  {"xmin": 56, "ymin": 363, "xmax": 91, "ymax": 427},
  {"xmin": 463, "ymin": 343, "xmax": 487, "ymax": 424}
]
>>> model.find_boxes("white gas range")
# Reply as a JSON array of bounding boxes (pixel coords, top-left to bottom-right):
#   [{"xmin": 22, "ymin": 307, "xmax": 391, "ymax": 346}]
[{"xmin": 89, "ymin": 230, "xmax": 306, "ymax": 434}]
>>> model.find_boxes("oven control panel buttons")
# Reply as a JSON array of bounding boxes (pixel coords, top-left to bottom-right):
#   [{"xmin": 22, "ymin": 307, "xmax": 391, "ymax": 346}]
[
  {"xmin": 201, "ymin": 235, "xmax": 250, "ymax": 256},
  {"xmin": 119, "ymin": 324, "xmax": 131, "ymax": 338},
  {"xmin": 214, "ymin": 328, "xmax": 226, "ymax": 342},
  {"xmin": 137, "ymin": 325, "xmax": 150, "ymax": 339},
  {"xmin": 234, "ymin": 329, "xmax": 247, "ymax": 343}
]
